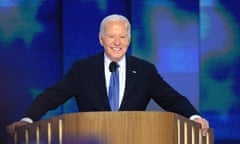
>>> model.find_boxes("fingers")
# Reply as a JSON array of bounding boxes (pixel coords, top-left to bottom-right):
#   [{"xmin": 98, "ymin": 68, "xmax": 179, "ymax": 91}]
[
  {"xmin": 6, "ymin": 121, "xmax": 29, "ymax": 136},
  {"xmin": 202, "ymin": 119, "xmax": 209, "ymax": 136},
  {"xmin": 6, "ymin": 122, "xmax": 16, "ymax": 135},
  {"xmin": 201, "ymin": 118, "xmax": 209, "ymax": 136},
  {"xmin": 193, "ymin": 118, "xmax": 209, "ymax": 136}
]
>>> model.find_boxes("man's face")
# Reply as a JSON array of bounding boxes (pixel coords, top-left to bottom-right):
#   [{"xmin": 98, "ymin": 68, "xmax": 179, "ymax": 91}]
[{"xmin": 99, "ymin": 20, "xmax": 130, "ymax": 62}]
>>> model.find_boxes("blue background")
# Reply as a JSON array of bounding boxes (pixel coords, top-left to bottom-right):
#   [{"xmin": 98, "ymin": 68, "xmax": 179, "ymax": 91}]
[{"xmin": 0, "ymin": 0, "xmax": 239, "ymax": 143}]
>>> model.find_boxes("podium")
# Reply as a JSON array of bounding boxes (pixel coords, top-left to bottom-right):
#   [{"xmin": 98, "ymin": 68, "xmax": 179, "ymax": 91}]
[{"xmin": 14, "ymin": 112, "xmax": 214, "ymax": 144}]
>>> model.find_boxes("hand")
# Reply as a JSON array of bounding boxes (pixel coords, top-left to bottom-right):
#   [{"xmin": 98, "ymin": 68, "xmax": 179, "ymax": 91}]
[
  {"xmin": 193, "ymin": 118, "xmax": 209, "ymax": 136},
  {"xmin": 6, "ymin": 121, "xmax": 30, "ymax": 136}
]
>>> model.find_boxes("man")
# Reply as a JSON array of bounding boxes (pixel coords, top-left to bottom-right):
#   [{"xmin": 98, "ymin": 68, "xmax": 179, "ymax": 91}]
[{"xmin": 7, "ymin": 14, "xmax": 209, "ymax": 135}]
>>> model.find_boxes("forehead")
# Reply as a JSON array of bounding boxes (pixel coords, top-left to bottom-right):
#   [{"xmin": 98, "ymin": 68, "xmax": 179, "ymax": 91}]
[
  {"xmin": 104, "ymin": 21, "xmax": 128, "ymax": 34},
  {"xmin": 105, "ymin": 20, "xmax": 127, "ymax": 28}
]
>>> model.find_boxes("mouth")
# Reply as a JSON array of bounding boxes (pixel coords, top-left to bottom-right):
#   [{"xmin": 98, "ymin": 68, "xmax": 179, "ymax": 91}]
[{"xmin": 112, "ymin": 47, "xmax": 121, "ymax": 51}]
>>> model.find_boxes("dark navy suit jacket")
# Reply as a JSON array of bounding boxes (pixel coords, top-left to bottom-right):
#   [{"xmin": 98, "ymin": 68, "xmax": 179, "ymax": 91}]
[{"xmin": 24, "ymin": 52, "xmax": 199, "ymax": 121}]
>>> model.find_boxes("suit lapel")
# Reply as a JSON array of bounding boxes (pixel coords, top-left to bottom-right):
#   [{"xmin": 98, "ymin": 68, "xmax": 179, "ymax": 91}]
[
  {"xmin": 120, "ymin": 56, "xmax": 137, "ymax": 110},
  {"xmin": 92, "ymin": 53, "xmax": 111, "ymax": 110}
]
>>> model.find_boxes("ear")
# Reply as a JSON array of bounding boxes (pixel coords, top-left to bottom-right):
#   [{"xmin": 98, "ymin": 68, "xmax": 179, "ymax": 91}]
[{"xmin": 99, "ymin": 34, "xmax": 104, "ymax": 46}]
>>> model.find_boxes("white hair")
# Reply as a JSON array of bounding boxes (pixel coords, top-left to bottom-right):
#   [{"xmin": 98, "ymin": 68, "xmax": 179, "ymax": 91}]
[{"xmin": 99, "ymin": 14, "xmax": 131, "ymax": 37}]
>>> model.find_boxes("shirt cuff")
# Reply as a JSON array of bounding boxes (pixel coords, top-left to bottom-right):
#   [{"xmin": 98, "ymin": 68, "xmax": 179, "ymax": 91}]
[
  {"xmin": 20, "ymin": 117, "xmax": 33, "ymax": 123},
  {"xmin": 189, "ymin": 115, "xmax": 202, "ymax": 120}
]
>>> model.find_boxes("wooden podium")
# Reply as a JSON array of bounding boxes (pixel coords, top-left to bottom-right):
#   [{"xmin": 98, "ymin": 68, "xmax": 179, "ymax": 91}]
[{"xmin": 14, "ymin": 112, "xmax": 214, "ymax": 144}]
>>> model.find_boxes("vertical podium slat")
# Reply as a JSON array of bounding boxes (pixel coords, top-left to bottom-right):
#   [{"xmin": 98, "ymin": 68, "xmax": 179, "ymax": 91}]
[{"xmin": 15, "ymin": 112, "xmax": 214, "ymax": 144}]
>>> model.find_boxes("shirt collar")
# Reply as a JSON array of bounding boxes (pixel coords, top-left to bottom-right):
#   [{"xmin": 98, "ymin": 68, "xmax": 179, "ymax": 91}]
[{"xmin": 104, "ymin": 53, "xmax": 126, "ymax": 69}]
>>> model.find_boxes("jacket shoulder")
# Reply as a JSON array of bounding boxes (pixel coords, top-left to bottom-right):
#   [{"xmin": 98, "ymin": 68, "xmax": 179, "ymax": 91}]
[{"xmin": 128, "ymin": 55, "xmax": 155, "ymax": 67}]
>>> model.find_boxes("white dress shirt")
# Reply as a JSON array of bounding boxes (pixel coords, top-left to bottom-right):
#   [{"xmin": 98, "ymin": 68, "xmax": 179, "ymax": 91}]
[{"xmin": 104, "ymin": 53, "xmax": 126, "ymax": 108}]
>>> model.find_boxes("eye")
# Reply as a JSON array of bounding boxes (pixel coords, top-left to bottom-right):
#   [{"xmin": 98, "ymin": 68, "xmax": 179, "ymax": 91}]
[{"xmin": 120, "ymin": 35, "xmax": 127, "ymax": 39}]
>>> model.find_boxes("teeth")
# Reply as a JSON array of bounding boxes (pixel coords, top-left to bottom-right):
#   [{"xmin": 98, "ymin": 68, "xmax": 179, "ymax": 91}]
[{"xmin": 112, "ymin": 47, "xmax": 120, "ymax": 51}]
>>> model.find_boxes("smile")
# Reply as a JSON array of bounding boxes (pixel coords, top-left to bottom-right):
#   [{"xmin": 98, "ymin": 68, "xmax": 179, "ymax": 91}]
[{"xmin": 112, "ymin": 47, "xmax": 121, "ymax": 51}]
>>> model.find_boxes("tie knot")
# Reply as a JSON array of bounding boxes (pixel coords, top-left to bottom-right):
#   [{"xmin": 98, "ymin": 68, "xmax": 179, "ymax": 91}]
[{"xmin": 109, "ymin": 62, "xmax": 119, "ymax": 72}]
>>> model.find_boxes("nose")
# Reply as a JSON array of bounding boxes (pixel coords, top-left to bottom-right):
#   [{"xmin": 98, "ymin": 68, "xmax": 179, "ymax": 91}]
[{"xmin": 114, "ymin": 37, "xmax": 120, "ymax": 46}]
